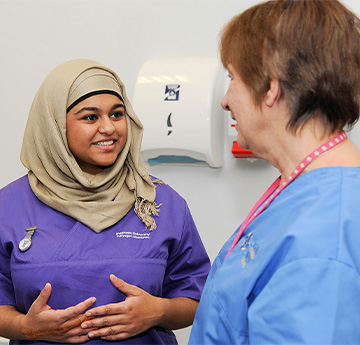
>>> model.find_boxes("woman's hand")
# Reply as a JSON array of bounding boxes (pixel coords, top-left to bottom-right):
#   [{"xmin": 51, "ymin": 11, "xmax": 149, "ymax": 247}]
[
  {"xmin": 19, "ymin": 283, "xmax": 98, "ymax": 343},
  {"xmin": 81, "ymin": 274, "xmax": 163, "ymax": 341},
  {"xmin": 81, "ymin": 274, "xmax": 199, "ymax": 341}
]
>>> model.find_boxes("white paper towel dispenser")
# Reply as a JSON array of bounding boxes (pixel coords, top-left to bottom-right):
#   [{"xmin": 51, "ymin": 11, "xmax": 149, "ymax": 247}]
[{"xmin": 132, "ymin": 57, "xmax": 225, "ymax": 168}]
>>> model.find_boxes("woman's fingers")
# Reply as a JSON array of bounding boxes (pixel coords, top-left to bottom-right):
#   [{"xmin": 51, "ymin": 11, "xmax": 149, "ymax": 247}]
[{"xmin": 30, "ymin": 283, "xmax": 52, "ymax": 313}]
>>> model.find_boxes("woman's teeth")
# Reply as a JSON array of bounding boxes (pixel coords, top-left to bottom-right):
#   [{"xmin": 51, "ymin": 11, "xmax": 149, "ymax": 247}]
[{"xmin": 94, "ymin": 140, "xmax": 114, "ymax": 146}]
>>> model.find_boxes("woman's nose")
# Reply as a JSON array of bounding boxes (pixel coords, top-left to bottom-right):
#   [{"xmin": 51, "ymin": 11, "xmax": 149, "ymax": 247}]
[
  {"xmin": 98, "ymin": 117, "xmax": 115, "ymax": 135},
  {"xmin": 221, "ymin": 93, "xmax": 230, "ymax": 111}
]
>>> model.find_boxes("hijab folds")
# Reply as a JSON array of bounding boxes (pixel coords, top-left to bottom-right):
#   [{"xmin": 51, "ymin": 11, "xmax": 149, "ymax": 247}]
[{"xmin": 20, "ymin": 59, "xmax": 159, "ymax": 233}]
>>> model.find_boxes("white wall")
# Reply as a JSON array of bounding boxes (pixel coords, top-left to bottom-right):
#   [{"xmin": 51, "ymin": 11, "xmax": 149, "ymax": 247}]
[{"xmin": 0, "ymin": 1, "xmax": 359, "ymax": 344}]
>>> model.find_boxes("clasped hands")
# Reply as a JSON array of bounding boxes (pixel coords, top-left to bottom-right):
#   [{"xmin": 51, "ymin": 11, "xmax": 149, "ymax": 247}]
[{"xmin": 22, "ymin": 274, "xmax": 163, "ymax": 343}]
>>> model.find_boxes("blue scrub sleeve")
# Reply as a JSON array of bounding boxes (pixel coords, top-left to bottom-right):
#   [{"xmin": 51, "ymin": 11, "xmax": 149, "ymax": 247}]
[
  {"xmin": 162, "ymin": 204, "xmax": 210, "ymax": 300},
  {"xmin": 248, "ymin": 258, "xmax": 360, "ymax": 344}
]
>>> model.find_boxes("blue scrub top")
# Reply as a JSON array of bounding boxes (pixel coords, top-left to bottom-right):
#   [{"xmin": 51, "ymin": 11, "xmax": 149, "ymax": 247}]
[{"xmin": 189, "ymin": 167, "xmax": 360, "ymax": 345}]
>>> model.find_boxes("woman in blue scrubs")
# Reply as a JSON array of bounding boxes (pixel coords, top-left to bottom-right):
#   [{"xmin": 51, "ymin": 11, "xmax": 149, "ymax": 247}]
[
  {"xmin": 189, "ymin": 1, "xmax": 360, "ymax": 344},
  {"xmin": 0, "ymin": 59, "xmax": 210, "ymax": 344}
]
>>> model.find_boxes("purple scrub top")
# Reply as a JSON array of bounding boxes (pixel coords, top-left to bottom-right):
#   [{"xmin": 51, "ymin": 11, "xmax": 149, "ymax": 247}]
[{"xmin": 0, "ymin": 176, "xmax": 210, "ymax": 344}]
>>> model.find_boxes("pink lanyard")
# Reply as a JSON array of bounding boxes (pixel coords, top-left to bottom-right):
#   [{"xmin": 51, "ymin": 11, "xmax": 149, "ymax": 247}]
[{"xmin": 226, "ymin": 130, "xmax": 348, "ymax": 259}]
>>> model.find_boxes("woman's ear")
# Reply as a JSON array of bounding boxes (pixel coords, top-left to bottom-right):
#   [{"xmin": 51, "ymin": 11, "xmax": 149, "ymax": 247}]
[{"xmin": 265, "ymin": 79, "xmax": 281, "ymax": 107}]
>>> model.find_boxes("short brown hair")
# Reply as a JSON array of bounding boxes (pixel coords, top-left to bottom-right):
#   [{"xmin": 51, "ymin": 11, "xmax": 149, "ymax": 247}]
[{"xmin": 220, "ymin": 0, "xmax": 360, "ymax": 133}]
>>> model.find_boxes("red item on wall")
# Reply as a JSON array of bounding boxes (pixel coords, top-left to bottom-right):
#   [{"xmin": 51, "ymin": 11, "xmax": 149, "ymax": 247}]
[{"xmin": 231, "ymin": 141, "xmax": 256, "ymax": 158}]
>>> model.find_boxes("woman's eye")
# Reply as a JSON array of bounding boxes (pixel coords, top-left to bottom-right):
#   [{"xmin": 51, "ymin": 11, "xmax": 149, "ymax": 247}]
[
  {"xmin": 82, "ymin": 114, "xmax": 98, "ymax": 121},
  {"xmin": 110, "ymin": 112, "xmax": 125, "ymax": 119}
]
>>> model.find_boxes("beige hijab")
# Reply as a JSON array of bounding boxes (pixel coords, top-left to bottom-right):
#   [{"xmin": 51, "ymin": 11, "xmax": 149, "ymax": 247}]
[{"xmin": 20, "ymin": 59, "xmax": 159, "ymax": 233}]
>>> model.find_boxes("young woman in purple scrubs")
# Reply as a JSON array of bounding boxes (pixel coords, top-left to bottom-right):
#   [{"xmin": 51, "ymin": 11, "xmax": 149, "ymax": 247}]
[{"xmin": 0, "ymin": 59, "xmax": 210, "ymax": 344}]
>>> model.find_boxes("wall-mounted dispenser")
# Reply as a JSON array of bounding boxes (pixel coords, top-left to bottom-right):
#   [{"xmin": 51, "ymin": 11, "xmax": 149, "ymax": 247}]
[{"xmin": 132, "ymin": 57, "xmax": 225, "ymax": 168}]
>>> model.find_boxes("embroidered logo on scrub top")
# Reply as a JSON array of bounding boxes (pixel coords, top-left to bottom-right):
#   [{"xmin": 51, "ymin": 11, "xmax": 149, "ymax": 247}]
[
  {"xmin": 240, "ymin": 232, "xmax": 259, "ymax": 268},
  {"xmin": 116, "ymin": 231, "xmax": 150, "ymax": 240}
]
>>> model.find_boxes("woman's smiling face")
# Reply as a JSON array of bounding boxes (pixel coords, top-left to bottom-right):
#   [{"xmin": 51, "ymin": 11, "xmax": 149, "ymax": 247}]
[{"xmin": 66, "ymin": 93, "xmax": 128, "ymax": 174}]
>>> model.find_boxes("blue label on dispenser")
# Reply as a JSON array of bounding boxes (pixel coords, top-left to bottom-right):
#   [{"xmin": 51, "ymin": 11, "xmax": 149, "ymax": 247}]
[{"xmin": 164, "ymin": 84, "xmax": 180, "ymax": 101}]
